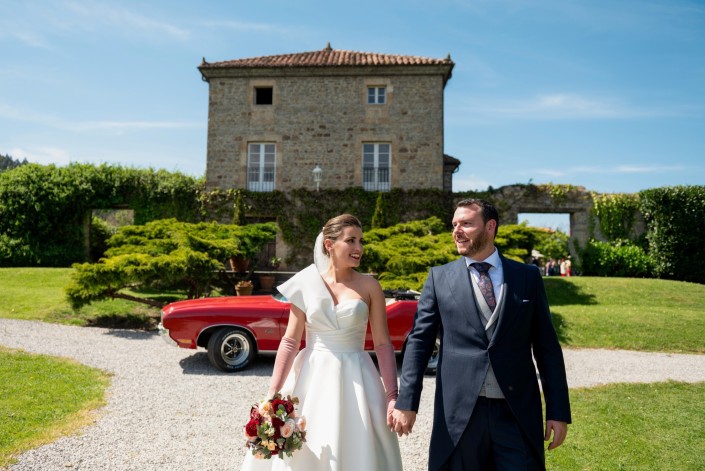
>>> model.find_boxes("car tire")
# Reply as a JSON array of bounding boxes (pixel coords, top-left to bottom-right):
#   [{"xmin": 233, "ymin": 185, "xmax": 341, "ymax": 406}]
[
  {"xmin": 207, "ymin": 327, "xmax": 255, "ymax": 372},
  {"xmin": 424, "ymin": 335, "xmax": 441, "ymax": 375}
]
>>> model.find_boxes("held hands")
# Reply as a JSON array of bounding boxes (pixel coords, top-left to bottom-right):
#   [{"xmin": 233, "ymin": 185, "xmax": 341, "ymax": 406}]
[
  {"xmin": 391, "ymin": 408, "xmax": 417, "ymax": 437},
  {"xmin": 386, "ymin": 399, "xmax": 396, "ymax": 428}
]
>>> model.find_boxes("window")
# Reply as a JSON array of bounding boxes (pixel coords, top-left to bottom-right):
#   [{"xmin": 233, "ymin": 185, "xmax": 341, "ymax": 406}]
[
  {"xmin": 247, "ymin": 143, "xmax": 276, "ymax": 192},
  {"xmin": 367, "ymin": 87, "xmax": 386, "ymax": 105},
  {"xmin": 254, "ymin": 87, "xmax": 273, "ymax": 105},
  {"xmin": 362, "ymin": 143, "xmax": 390, "ymax": 191}
]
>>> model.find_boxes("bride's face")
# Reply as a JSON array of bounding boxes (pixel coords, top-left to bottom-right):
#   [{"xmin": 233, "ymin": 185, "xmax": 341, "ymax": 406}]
[{"xmin": 326, "ymin": 226, "xmax": 363, "ymax": 268}]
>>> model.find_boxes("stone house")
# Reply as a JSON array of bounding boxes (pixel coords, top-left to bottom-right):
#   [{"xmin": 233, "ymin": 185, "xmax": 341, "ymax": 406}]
[{"xmin": 199, "ymin": 44, "xmax": 459, "ymax": 193}]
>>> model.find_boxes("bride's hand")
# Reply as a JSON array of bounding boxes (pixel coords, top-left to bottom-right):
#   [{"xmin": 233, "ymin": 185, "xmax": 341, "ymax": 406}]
[{"xmin": 386, "ymin": 399, "xmax": 397, "ymax": 428}]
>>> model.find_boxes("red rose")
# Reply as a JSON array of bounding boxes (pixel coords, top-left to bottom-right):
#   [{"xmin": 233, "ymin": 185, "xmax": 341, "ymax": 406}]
[
  {"xmin": 271, "ymin": 417, "xmax": 284, "ymax": 439},
  {"xmin": 245, "ymin": 419, "xmax": 258, "ymax": 438},
  {"xmin": 272, "ymin": 399, "xmax": 294, "ymax": 414}
]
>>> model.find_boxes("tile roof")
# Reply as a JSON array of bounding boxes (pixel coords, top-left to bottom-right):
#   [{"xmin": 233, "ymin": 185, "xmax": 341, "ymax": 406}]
[{"xmin": 200, "ymin": 44, "xmax": 454, "ymax": 69}]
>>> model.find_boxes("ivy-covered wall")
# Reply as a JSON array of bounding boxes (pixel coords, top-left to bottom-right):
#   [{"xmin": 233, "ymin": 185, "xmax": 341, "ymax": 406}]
[
  {"xmin": 199, "ymin": 187, "xmax": 466, "ymax": 268},
  {"xmin": 3, "ymin": 163, "xmax": 703, "ymax": 284},
  {"xmin": 0, "ymin": 164, "xmax": 202, "ymax": 266}
]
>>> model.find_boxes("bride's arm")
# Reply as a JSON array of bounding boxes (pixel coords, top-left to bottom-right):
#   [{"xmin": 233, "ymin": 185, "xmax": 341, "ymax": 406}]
[
  {"xmin": 266, "ymin": 305, "xmax": 305, "ymax": 398},
  {"xmin": 367, "ymin": 278, "xmax": 398, "ymax": 427}
]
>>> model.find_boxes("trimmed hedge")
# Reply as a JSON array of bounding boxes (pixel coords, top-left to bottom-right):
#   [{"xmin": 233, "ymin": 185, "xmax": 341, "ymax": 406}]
[
  {"xmin": 639, "ymin": 186, "xmax": 705, "ymax": 284},
  {"xmin": 580, "ymin": 239, "xmax": 654, "ymax": 278},
  {"xmin": 0, "ymin": 164, "xmax": 202, "ymax": 266}
]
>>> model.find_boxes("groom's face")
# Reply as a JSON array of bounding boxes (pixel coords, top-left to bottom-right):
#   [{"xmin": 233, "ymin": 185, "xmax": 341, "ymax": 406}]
[{"xmin": 451, "ymin": 205, "xmax": 495, "ymax": 258}]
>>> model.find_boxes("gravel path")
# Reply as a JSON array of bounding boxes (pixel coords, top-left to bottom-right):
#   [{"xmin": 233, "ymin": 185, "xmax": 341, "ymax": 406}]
[{"xmin": 2, "ymin": 318, "xmax": 705, "ymax": 471}]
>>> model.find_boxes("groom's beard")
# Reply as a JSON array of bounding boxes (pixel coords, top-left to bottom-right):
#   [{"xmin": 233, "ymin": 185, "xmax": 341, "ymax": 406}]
[{"xmin": 456, "ymin": 230, "xmax": 491, "ymax": 258}]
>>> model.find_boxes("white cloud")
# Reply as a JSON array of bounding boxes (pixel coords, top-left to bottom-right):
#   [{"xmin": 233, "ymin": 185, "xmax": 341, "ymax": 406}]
[
  {"xmin": 533, "ymin": 164, "xmax": 684, "ymax": 178},
  {"xmin": 613, "ymin": 164, "xmax": 685, "ymax": 174},
  {"xmin": 452, "ymin": 174, "xmax": 494, "ymax": 192},
  {"xmin": 0, "ymin": 103, "xmax": 203, "ymax": 133},
  {"xmin": 10, "ymin": 146, "xmax": 72, "ymax": 166},
  {"xmin": 451, "ymin": 92, "xmax": 679, "ymax": 121},
  {"xmin": 198, "ymin": 19, "xmax": 279, "ymax": 33},
  {"xmin": 62, "ymin": 1, "xmax": 190, "ymax": 40},
  {"xmin": 67, "ymin": 120, "xmax": 204, "ymax": 133}
]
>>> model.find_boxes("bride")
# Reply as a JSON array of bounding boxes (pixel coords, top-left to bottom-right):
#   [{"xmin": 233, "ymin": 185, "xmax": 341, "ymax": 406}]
[{"xmin": 240, "ymin": 214, "xmax": 403, "ymax": 471}]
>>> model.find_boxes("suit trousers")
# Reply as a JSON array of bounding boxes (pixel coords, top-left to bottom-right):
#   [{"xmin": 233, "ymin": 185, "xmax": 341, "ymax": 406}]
[{"xmin": 439, "ymin": 397, "xmax": 543, "ymax": 471}]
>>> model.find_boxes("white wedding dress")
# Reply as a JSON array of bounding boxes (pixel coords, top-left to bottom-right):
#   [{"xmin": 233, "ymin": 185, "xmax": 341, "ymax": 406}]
[{"xmin": 240, "ymin": 264, "xmax": 403, "ymax": 471}]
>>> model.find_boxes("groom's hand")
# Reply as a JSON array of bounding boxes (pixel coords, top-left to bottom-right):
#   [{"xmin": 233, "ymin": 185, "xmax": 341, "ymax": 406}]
[{"xmin": 392, "ymin": 409, "xmax": 417, "ymax": 437}]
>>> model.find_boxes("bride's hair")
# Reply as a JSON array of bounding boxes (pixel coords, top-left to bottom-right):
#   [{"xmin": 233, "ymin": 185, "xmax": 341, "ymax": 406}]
[{"xmin": 321, "ymin": 214, "xmax": 362, "ymax": 255}]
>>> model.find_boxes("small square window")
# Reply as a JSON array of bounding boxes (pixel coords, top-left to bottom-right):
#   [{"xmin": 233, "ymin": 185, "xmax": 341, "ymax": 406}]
[
  {"xmin": 367, "ymin": 87, "xmax": 386, "ymax": 105},
  {"xmin": 254, "ymin": 87, "xmax": 273, "ymax": 105}
]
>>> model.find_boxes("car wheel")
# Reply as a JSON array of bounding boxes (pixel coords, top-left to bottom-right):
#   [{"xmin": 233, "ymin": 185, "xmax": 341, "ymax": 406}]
[
  {"xmin": 207, "ymin": 327, "xmax": 255, "ymax": 372},
  {"xmin": 424, "ymin": 335, "xmax": 441, "ymax": 375}
]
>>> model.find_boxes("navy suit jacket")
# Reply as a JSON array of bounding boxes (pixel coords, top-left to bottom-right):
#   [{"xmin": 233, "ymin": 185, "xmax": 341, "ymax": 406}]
[{"xmin": 396, "ymin": 254, "xmax": 571, "ymax": 470}]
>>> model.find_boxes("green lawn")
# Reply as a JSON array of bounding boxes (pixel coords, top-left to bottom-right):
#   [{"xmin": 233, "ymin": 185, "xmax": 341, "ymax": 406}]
[
  {"xmin": 546, "ymin": 381, "xmax": 705, "ymax": 470},
  {"xmin": 0, "ymin": 346, "xmax": 110, "ymax": 468},
  {"xmin": 544, "ymin": 276, "xmax": 705, "ymax": 353},
  {"xmin": 0, "ymin": 267, "xmax": 167, "ymax": 328},
  {"xmin": 3, "ymin": 268, "xmax": 703, "ymax": 354},
  {"xmin": 1, "ymin": 268, "xmax": 704, "ymax": 469}
]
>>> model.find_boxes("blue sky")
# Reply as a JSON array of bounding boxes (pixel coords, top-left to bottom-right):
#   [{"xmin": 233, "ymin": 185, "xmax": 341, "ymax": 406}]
[{"xmin": 1, "ymin": 1, "xmax": 704, "ymax": 229}]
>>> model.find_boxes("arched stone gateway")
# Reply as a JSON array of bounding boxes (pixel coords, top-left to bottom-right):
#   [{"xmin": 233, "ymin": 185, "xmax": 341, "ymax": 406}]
[{"xmin": 487, "ymin": 184, "xmax": 595, "ymax": 258}]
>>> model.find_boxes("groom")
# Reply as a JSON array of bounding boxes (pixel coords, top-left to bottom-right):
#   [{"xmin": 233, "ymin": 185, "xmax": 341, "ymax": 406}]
[{"xmin": 393, "ymin": 199, "xmax": 571, "ymax": 470}]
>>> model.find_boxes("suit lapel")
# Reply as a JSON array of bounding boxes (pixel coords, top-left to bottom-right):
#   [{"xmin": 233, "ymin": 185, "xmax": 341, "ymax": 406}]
[
  {"xmin": 489, "ymin": 255, "xmax": 520, "ymax": 346},
  {"xmin": 444, "ymin": 258, "xmax": 486, "ymax": 340}
]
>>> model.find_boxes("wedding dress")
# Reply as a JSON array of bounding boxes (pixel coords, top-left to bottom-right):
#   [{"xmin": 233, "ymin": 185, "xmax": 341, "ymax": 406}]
[{"xmin": 240, "ymin": 264, "xmax": 403, "ymax": 471}]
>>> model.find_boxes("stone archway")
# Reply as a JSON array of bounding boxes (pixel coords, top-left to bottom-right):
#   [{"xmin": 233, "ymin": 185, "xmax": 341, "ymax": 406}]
[{"xmin": 491, "ymin": 185, "xmax": 594, "ymax": 258}]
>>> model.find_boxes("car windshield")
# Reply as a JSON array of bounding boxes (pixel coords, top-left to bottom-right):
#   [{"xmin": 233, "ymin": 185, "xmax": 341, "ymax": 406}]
[{"xmin": 272, "ymin": 292, "xmax": 288, "ymax": 303}]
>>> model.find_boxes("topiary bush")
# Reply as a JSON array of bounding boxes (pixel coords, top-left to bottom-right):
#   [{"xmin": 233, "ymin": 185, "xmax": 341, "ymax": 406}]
[{"xmin": 66, "ymin": 219, "xmax": 278, "ymax": 308}]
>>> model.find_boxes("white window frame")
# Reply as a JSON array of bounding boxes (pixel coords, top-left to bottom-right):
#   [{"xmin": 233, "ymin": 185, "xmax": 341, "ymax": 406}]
[
  {"xmin": 367, "ymin": 86, "xmax": 386, "ymax": 105},
  {"xmin": 362, "ymin": 143, "xmax": 391, "ymax": 191},
  {"xmin": 247, "ymin": 143, "xmax": 276, "ymax": 192}
]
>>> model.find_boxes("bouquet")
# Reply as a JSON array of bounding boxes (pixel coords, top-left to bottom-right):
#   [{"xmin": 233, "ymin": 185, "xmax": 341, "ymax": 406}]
[{"xmin": 243, "ymin": 393, "xmax": 307, "ymax": 459}]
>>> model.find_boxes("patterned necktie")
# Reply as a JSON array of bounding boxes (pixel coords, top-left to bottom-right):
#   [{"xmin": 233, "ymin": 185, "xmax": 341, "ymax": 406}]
[{"xmin": 471, "ymin": 262, "xmax": 496, "ymax": 311}]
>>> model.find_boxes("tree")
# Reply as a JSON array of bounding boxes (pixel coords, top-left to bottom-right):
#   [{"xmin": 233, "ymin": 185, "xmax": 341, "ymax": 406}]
[
  {"xmin": 0, "ymin": 153, "xmax": 28, "ymax": 172},
  {"xmin": 360, "ymin": 218, "xmax": 556, "ymax": 291},
  {"xmin": 66, "ymin": 219, "xmax": 278, "ymax": 309},
  {"xmin": 370, "ymin": 192, "xmax": 386, "ymax": 228}
]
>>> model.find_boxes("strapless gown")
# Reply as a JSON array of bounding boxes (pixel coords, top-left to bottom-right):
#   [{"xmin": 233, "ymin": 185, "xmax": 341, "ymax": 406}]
[{"xmin": 240, "ymin": 264, "xmax": 402, "ymax": 471}]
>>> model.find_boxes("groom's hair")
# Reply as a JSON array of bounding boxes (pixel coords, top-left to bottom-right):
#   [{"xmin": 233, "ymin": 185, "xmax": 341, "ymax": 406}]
[{"xmin": 455, "ymin": 199, "xmax": 500, "ymax": 234}]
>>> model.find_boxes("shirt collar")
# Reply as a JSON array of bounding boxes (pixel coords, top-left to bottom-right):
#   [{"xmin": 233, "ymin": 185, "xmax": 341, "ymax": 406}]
[{"xmin": 465, "ymin": 247, "xmax": 500, "ymax": 269}]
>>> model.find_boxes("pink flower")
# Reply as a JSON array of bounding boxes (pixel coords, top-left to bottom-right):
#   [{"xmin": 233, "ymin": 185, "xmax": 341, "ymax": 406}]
[
  {"xmin": 280, "ymin": 419, "xmax": 295, "ymax": 438},
  {"xmin": 295, "ymin": 416, "xmax": 307, "ymax": 432},
  {"xmin": 254, "ymin": 450, "xmax": 266, "ymax": 460}
]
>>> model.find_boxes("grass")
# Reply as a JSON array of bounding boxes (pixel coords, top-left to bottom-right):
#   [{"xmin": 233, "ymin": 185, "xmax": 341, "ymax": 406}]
[
  {"xmin": 1, "ymin": 268, "xmax": 704, "ymax": 468},
  {"xmin": 546, "ymin": 381, "xmax": 705, "ymax": 470},
  {"xmin": 0, "ymin": 267, "xmax": 177, "ymax": 329},
  {"xmin": 3, "ymin": 268, "xmax": 704, "ymax": 354},
  {"xmin": 0, "ymin": 346, "xmax": 111, "ymax": 469},
  {"xmin": 544, "ymin": 276, "xmax": 705, "ymax": 353}
]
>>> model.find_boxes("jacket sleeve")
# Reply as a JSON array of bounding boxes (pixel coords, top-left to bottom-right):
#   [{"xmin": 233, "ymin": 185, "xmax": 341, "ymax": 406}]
[
  {"xmin": 395, "ymin": 267, "xmax": 441, "ymax": 412},
  {"xmin": 530, "ymin": 266, "xmax": 572, "ymax": 423}
]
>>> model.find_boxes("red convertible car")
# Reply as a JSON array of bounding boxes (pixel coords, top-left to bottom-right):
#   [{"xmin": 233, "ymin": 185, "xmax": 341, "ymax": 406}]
[{"xmin": 159, "ymin": 290, "xmax": 439, "ymax": 373}]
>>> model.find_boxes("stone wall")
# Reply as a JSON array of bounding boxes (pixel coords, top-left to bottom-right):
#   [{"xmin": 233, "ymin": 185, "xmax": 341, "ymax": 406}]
[{"xmin": 204, "ymin": 70, "xmax": 446, "ymax": 191}]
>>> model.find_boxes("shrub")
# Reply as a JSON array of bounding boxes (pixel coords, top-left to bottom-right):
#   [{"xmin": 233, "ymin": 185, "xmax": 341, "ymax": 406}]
[
  {"xmin": 639, "ymin": 186, "xmax": 705, "ymax": 284},
  {"xmin": 66, "ymin": 219, "xmax": 278, "ymax": 308},
  {"xmin": 580, "ymin": 239, "xmax": 654, "ymax": 278}
]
